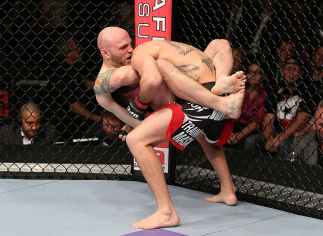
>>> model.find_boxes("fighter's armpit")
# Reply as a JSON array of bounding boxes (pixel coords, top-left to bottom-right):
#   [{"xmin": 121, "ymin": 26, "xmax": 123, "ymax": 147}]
[{"xmin": 94, "ymin": 69, "xmax": 119, "ymax": 94}]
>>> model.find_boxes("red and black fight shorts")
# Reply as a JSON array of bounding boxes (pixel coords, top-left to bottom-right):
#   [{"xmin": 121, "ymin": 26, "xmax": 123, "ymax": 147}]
[{"xmin": 151, "ymin": 82, "xmax": 234, "ymax": 151}]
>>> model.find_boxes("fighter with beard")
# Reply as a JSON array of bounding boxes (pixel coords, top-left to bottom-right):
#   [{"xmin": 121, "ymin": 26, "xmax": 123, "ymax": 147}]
[{"xmin": 95, "ymin": 27, "xmax": 244, "ymax": 229}]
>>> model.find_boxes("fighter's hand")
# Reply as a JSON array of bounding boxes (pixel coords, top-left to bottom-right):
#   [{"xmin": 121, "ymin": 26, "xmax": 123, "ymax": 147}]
[
  {"xmin": 119, "ymin": 130, "xmax": 128, "ymax": 143},
  {"xmin": 127, "ymin": 97, "xmax": 149, "ymax": 121},
  {"xmin": 119, "ymin": 125, "xmax": 133, "ymax": 143}
]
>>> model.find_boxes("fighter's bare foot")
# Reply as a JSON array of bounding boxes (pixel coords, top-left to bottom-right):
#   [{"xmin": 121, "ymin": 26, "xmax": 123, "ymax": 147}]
[
  {"xmin": 205, "ymin": 186, "xmax": 237, "ymax": 206},
  {"xmin": 211, "ymin": 71, "xmax": 246, "ymax": 95},
  {"xmin": 221, "ymin": 85, "xmax": 245, "ymax": 119},
  {"xmin": 205, "ymin": 190, "xmax": 237, "ymax": 206},
  {"xmin": 131, "ymin": 210, "xmax": 180, "ymax": 230}
]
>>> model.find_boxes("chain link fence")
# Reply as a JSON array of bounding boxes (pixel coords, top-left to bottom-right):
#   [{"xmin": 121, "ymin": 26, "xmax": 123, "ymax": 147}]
[
  {"xmin": 0, "ymin": 0, "xmax": 322, "ymax": 219},
  {"xmin": 0, "ymin": 0, "xmax": 135, "ymax": 179}
]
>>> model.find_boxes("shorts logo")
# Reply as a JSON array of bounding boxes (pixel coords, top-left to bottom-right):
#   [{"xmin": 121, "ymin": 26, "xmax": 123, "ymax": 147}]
[
  {"xmin": 186, "ymin": 102, "xmax": 209, "ymax": 112},
  {"xmin": 171, "ymin": 120, "xmax": 202, "ymax": 148}
]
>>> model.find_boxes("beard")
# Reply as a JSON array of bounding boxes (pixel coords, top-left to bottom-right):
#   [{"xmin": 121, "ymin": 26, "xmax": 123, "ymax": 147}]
[{"xmin": 110, "ymin": 53, "xmax": 125, "ymax": 67}]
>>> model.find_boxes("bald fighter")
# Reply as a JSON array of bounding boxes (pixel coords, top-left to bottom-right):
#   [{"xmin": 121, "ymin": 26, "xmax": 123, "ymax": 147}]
[
  {"xmin": 94, "ymin": 27, "xmax": 241, "ymax": 229},
  {"xmin": 95, "ymin": 27, "xmax": 246, "ymax": 126}
]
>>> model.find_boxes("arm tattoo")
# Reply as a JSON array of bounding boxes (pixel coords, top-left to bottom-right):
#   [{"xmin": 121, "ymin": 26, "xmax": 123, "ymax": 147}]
[
  {"xmin": 201, "ymin": 56, "xmax": 215, "ymax": 75},
  {"xmin": 165, "ymin": 40, "xmax": 214, "ymax": 76},
  {"xmin": 177, "ymin": 64, "xmax": 201, "ymax": 82},
  {"xmin": 94, "ymin": 69, "xmax": 118, "ymax": 94}
]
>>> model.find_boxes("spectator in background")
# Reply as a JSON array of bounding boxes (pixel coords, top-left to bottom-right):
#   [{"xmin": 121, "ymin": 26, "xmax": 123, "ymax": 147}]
[
  {"xmin": 85, "ymin": 110, "xmax": 125, "ymax": 146},
  {"xmin": 259, "ymin": 57, "xmax": 314, "ymax": 158},
  {"xmin": 289, "ymin": 102, "xmax": 323, "ymax": 166},
  {"xmin": 280, "ymin": 0, "xmax": 315, "ymax": 68},
  {"xmin": 227, "ymin": 57, "xmax": 267, "ymax": 152},
  {"xmin": 298, "ymin": 44, "xmax": 323, "ymax": 135},
  {"xmin": 268, "ymin": 39, "xmax": 295, "ymax": 85},
  {"xmin": 232, "ymin": 46, "xmax": 246, "ymax": 73},
  {"xmin": 0, "ymin": 102, "xmax": 56, "ymax": 145},
  {"xmin": 307, "ymin": 45, "xmax": 323, "ymax": 107},
  {"xmin": 45, "ymin": 32, "xmax": 101, "ymax": 141}
]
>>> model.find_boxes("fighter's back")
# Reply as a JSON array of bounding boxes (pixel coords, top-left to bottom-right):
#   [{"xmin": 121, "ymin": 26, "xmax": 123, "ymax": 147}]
[{"xmin": 132, "ymin": 40, "xmax": 216, "ymax": 84}]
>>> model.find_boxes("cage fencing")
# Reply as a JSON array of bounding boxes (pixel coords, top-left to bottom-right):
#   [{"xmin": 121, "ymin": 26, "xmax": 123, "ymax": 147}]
[{"xmin": 0, "ymin": 0, "xmax": 322, "ymax": 219}]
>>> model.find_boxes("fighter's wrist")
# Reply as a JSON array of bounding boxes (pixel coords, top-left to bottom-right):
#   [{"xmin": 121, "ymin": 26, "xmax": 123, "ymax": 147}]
[{"xmin": 135, "ymin": 97, "xmax": 149, "ymax": 110}]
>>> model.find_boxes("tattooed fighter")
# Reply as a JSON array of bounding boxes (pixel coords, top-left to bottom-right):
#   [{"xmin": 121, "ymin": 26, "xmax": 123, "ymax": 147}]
[
  {"xmin": 95, "ymin": 27, "xmax": 245, "ymax": 230},
  {"xmin": 128, "ymin": 39, "xmax": 245, "ymax": 121}
]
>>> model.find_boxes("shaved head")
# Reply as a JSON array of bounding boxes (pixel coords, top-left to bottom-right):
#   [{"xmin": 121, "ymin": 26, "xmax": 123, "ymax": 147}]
[
  {"xmin": 20, "ymin": 102, "xmax": 41, "ymax": 140},
  {"xmin": 97, "ymin": 27, "xmax": 129, "ymax": 50},
  {"xmin": 97, "ymin": 27, "xmax": 133, "ymax": 67},
  {"xmin": 20, "ymin": 102, "xmax": 41, "ymax": 118}
]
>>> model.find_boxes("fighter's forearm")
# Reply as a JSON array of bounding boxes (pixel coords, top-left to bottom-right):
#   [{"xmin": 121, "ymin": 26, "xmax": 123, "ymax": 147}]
[
  {"xmin": 96, "ymin": 94, "xmax": 141, "ymax": 128},
  {"xmin": 131, "ymin": 50, "xmax": 163, "ymax": 104},
  {"xmin": 137, "ymin": 73, "xmax": 162, "ymax": 104}
]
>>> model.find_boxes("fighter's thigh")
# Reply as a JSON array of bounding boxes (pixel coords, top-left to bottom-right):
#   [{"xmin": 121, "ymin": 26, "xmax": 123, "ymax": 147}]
[
  {"xmin": 126, "ymin": 108, "xmax": 172, "ymax": 147},
  {"xmin": 195, "ymin": 134, "xmax": 224, "ymax": 155}
]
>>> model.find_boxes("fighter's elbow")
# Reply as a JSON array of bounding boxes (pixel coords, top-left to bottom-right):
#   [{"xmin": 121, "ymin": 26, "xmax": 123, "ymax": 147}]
[{"xmin": 142, "ymin": 73, "xmax": 162, "ymax": 89}]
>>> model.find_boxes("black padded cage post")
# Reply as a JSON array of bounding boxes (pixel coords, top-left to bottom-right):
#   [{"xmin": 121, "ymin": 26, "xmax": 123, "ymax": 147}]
[{"xmin": 0, "ymin": 0, "xmax": 322, "ymax": 220}]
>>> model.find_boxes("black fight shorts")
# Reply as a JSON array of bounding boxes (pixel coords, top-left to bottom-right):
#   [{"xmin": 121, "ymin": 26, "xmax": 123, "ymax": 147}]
[{"xmin": 150, "ymin": 82, "xmax": 234, "ymax": 151}]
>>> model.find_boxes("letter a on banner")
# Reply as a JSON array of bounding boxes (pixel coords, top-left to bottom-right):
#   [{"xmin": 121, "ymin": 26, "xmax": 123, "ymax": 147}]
[{"xmin": 135, "ymin": 0, "xmax": 172, "ymax": 46}]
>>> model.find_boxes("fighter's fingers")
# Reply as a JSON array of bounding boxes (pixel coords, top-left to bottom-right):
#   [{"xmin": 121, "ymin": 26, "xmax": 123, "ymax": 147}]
[{"xmin": 119, "ymin": 130, "xmax": 129, "ymax": 143}]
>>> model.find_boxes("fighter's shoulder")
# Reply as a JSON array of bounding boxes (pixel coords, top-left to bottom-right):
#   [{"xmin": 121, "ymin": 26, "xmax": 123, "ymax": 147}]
[
  {"xmin": 134, "ymin": 40, "xmax": 164, "ymax": 51},
  {"xmin": 94, "ymin": 68, "xmax": 119, "ymax": 95}
]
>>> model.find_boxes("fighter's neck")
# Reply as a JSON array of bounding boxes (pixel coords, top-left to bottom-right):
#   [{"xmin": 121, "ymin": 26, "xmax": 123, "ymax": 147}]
[{"xmin": 100, "ymin": 61, "xmax": 119, "ymax": 73}]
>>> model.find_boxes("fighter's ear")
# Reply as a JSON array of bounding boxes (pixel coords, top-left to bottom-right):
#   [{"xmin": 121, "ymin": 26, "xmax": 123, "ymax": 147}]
[{"xmin": 100, "ymin": 48, "xmax": 110, "ymax": 60}]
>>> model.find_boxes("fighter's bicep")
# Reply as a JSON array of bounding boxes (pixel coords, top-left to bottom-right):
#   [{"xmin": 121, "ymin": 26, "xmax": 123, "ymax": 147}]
[
  {"xmin": 94, "ymin": 69, "xmax": 119, "ymax": 95},
  {"xmin": 96, "ymin": 93, "xmax": 141, "ymax": 128},
  {"xmin": 96, "ymin": 94, "xmax": 114, "ymax": 111}
]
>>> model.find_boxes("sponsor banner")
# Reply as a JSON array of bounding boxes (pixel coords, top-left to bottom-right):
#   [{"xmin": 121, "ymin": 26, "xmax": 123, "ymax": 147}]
[
  {"xmin": 134, "ymin": 141, "xmax": 169, "ymax": 173},
  {"xmin": 135, "ymin": 0, "xmax": 172, "ymax": 46}
]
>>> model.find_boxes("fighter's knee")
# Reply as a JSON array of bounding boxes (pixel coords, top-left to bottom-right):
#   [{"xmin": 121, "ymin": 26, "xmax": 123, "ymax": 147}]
[
  {"xmin": 209, "ymin": 39, "xmax": 232, "ymax": 53},
  {"xmin": 125, "ymin": 130, "xmax": 136, "ymax": 148}
]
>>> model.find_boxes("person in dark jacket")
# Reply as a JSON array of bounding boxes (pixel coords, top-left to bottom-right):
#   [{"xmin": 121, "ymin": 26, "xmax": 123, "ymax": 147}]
[{"xmin": 0, "ymin": 102, "xmax": 56, "ymax": 145}]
